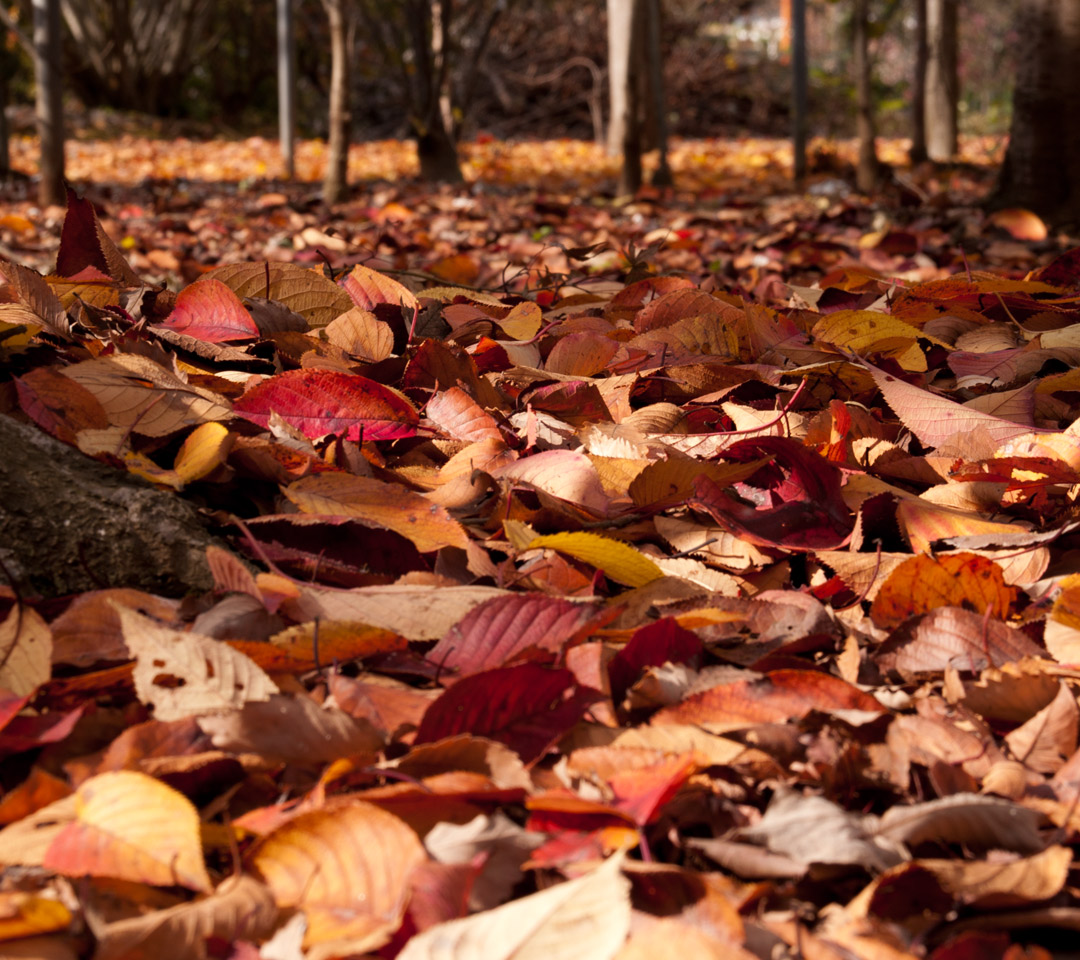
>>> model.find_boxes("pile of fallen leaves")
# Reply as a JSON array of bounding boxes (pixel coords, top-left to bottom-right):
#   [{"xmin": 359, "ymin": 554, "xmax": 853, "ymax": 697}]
[{"xmin": 5, "ymin": 163, "xmax": 1080, "ymax": 960}]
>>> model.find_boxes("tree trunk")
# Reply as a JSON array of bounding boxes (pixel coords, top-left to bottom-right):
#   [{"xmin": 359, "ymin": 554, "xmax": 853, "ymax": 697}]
[
  {"xmin": 277, "ymin": 0, "xmax": 296, "ymax": 179},
  {"xmin": 994, "ymin": 0, "xmax": 1080, "ymax": 225},
  {"xmin": 417, "ymin": 125, "xmax": 463, "ymax": 182},
  {"xmin": 608, "ymin": 0, "xmax": 643, "ymax": 195},
  {"xmin": 322, "ymin": 0, "xmax": 350, "ymax": 204},
  {"xmin": 644, "ymin": 0, "xmax": 671, "ymax": 187},
  {"xmin": 416, "ymin": 0, "xmax": 463, "ymax": 183},
  {"xmin": 606, "ymin": 0, "xmax": 631, "ymax": 158},
  {"xmin": 33, "ymin": 0, "xmax": 64, "ymax": 206},
  {"xmin": 910, "ymin": 0, "xmax": 928, "ymax": 163},
  {"xmin": 925, "ymin": 0, "xmax": 958, "ymax": 160},
  {"xmin": 0, "ymin": 415, "xmax": 225, "ymax": 599},
  {"xmin": 790, "ymin": 0, "xmax": 808, "ymax": 183},
  {"xmin": 0, "ymin": 45, "xmax": 11, "ymax": 179},
  {"xmin": 853, "ymin": 0, "xmax": 879, "ymax": 193}
]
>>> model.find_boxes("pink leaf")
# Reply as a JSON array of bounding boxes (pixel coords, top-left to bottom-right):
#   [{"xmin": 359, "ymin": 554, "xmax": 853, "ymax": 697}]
[
  {"xmin": 155, "ymin": 278, "xmax": 260, "ymax": 342},
  {"xmin": 233, "ymin": 369, "xmax": 418, "ymax": 441}
]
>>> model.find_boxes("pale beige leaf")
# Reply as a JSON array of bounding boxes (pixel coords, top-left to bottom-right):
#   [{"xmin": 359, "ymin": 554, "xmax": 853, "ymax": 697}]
[
  {"xmin": 654, "ymin": 515, "xmax": 771, "ymax": 573},
  {"xmin": 424, "ymin": 812, "xmax": 543, "ymax": 911},
  {"xmin": 740, "ymin": 791, "xmax": 900, "ymax": 871},
  {"xmin": 251, "ymin": 801, "xmax": 425, "ymax": 955},
  {"xmin": 616, "ymin": 919, "xmax": 753, "ymax": 960},
  {"xmin": 1005, "ymin": 681, "xmax": 1079, "ymax": 774},
  {"xmin": 93, "ymin": 874, "xmax": 279, "ymax": 960},
  {"xmin": 491, "ymin": 450, "xmax": 612, "ymax": 517},
  {"xmin": 60, "ymin": 354, "xmax": 231, "ymax": 437},
  {"xmin": 0, "ymin": 606, "xmax": 51, "ymax": 696},
  {"xmin": 0, "ymin": 795, "xmax": 77, "ymax": 867},
  {"xmin": 814, "ymin": 550, "xmax": 908, "ymax": 602},
  {"xmin": 396, "ymin": 852, "xmax": 631, "ymax": 960},
  {"xmin": 868, "ymin": 362, "xmax": 1046, "ymax": 454},
  {"xmin": 286, "ymin": 584, "xmax": 508, "ymax": 642},
  {"xmin": 117, "ymin": 605, "xmax": 277, "ymax": 721}
]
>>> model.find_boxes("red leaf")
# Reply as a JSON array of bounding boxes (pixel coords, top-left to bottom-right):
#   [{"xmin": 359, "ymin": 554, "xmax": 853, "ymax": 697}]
[
  {"xmin": 654, "ymin": 668, "xmax": 885, "ymax": 730},
  {"xmin": 233, "ymin": 368, "xmax": 418, "ymax": 441},
  {"xmin": 689, "ymin": 437, "xmax": 853, "ymax": 550},
  {"xmin": 414, "ymin": 664, "xmax": 599, "ymax": 764},
  {"xmin": 155, "ymin": 278, "xmax": 259, "ymax": 342},
  {"xmin": 56, "ymin": 187, "xmax": 139, "ymax": 285},
  {"xmin": 0, "ymin": 690, "xmax": 30, "ymax": 735},
  {"xmin": 608, "ymin": 618, "xmax": 703, "ymax": 703},
  {"xmin": 0, "ymin": 705, "xmax": 84, "ymax": 757},
  {"xmin": 428, "ymin": 594, "xmax": 616, "ymax": 677}
]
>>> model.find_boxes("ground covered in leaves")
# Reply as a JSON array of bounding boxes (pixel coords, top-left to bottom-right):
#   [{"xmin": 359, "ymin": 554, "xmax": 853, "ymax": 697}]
[{"xmin": 3, "ymin": 136, "xmax": 1080, "ymax": 960}]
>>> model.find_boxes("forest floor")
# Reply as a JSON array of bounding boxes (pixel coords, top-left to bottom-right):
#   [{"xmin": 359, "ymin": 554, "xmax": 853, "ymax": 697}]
[{"xmin": 3, "ymin": 133, "xmax": 1080, "ymax": 960}]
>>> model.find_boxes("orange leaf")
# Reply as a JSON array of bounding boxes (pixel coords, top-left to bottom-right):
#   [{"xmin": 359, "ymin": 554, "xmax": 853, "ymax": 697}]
[
  {"xmin": 870, "ymin": 553, "xmax": 1016, "ymax": 631},
  {"xmin": 250, "ymin": 800, "xmax": 425, "ymax": 953}
]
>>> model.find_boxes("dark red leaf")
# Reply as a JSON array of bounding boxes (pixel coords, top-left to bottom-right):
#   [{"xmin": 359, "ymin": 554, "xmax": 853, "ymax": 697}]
[
  {"xmin": 414, "ymin": 664, "xmax": 599, "ymax": 764},
  {"xmin": 0, "ymin": 705, "xmax": 85, "ymax": 757},
  {"xmin": 608, "ymin": 617, "xmax": 703, "ymax": 703},
  {"xmin": 56, "ymin": 187, "xmax": 140, "ymax": 285},
  {"xmin": 689, "ymin": 437, "xmax": 853, "ymax": 550}
]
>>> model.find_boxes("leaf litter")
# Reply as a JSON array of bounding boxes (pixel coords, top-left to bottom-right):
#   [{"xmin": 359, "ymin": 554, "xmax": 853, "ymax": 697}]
[{"xmin": 3, "ymin": 136, "xmax": 1080, "ymax": 957}]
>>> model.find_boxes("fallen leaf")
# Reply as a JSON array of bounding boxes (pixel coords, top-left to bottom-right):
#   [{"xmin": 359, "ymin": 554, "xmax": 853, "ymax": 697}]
[{"xmin": 43, "ymin": 770, "xmax": 211, "ymax": 891}]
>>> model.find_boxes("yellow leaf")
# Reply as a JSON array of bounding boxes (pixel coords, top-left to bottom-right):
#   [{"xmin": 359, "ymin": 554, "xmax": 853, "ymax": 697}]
[
  {"xmin": 174, "ymin": 421, "xmax": 232, "ymax": 484},
  {"xmin": 42, "ymin": 771, "xmax": 211, "ymax": 891},
  {"xmin": 0, "ymin": 891, "xmax": 71, "ymax": 941},
  {"xmin": 498, "ymin": 301, "xmax": 543, "ymax": 341},
  {"xmin": 526, "ymin": 531, "xmax": 663, "ymax": 587},
  {"xmin": 812, "ymin": 310, "xmax": 943, "ymax": 372}
]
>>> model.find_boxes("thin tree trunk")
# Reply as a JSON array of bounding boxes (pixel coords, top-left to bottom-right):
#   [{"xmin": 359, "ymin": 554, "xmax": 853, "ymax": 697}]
[
  {"xmin": 853, "ymin": 0, "xmax": 879, "ymax": 192},
  {"xmin": 910, "ymin": 0, "xmax": 928, "ymax": 163},
  {"xmin": 322, "ymin": 0, "xmax": 350, "ymax": 204},
  {"xmin": 644, "ymin": 0, "xmax": 671, "ymax": 187},
  {"xmin": 791, "ymin": 0, "xmax": 808, "ymax": 183},
  {"xmin": 33, "ymin": 0, "xmax": 64, "ymax": 206},
  {"xmin": 0, "ymin": 46, "xmax": 11, "ymax": 179},
  {"xmin": 277, "ymin": 0, "xmax": 296, "ymax": 179},
  {"xmin": 606, "ymin": 0, "xmax": 631, "ymax": 158},
  {"xmin": 994, "ymin": 0, "xmax": 1080, "ymax": 225},
  {"xmin": 925, "ymin": 0, "xmax": 958, "ymax": 160},
  {"xmin": 416, "ymin": 0, "xmax": 463, "ymax": 182},
  {"xmin": 608, "ymin": 0, "xmax": 642, "ymax": 194}
]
